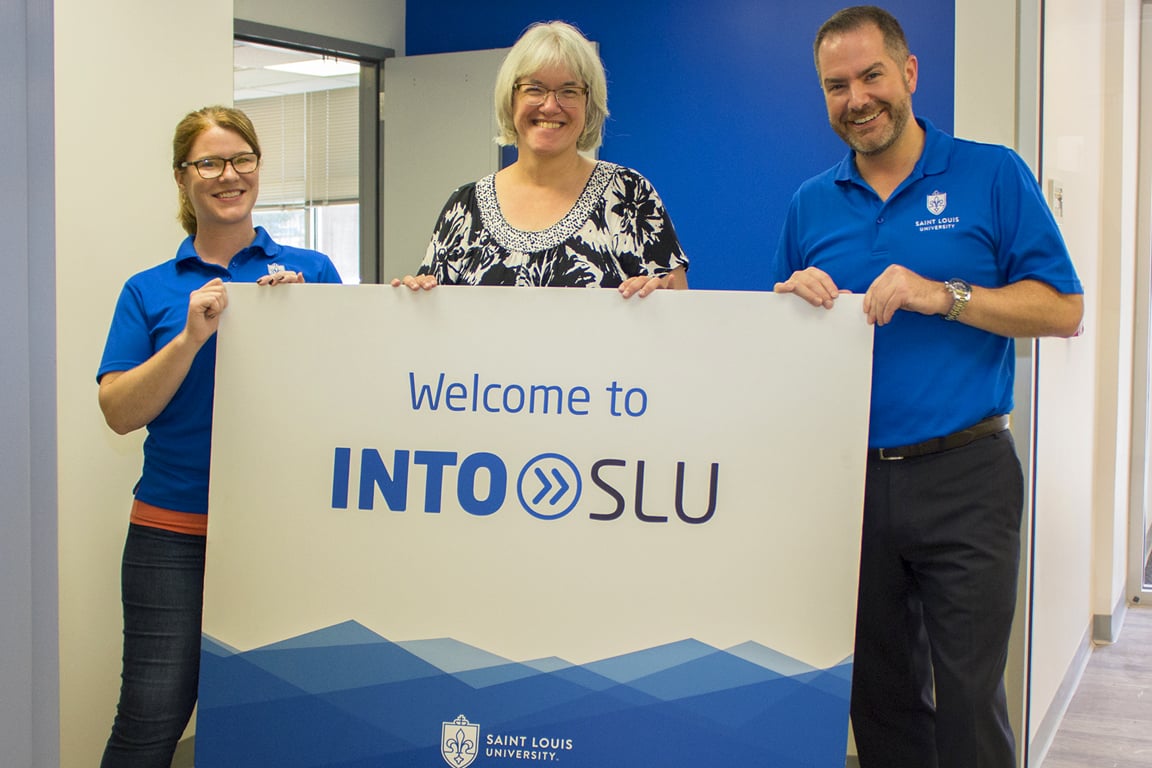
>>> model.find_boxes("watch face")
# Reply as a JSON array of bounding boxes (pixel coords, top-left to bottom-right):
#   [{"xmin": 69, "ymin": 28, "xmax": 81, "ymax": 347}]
[{"xmin": 947, "ymin": 279, "xmax": 971, "ymax": 298}]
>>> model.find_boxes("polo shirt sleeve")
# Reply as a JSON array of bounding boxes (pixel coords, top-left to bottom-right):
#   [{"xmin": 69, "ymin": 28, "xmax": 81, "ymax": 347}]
[
  {"xmin": 315, "ymin": 258, "xmax": 344, "ymax": 285},
  {"xmin": 97, "ymin": 281, "xmax": 153, "ymax": 382},
  {"xmin": 992, "ymin": 150, "xmax": 1083, "ymax": 294}
]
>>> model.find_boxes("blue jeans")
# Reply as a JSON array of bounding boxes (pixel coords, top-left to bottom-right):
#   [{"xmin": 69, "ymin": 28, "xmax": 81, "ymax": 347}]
[{"xmin": 101, "ymin": 524, "xmax": 205, "ymax": 768}]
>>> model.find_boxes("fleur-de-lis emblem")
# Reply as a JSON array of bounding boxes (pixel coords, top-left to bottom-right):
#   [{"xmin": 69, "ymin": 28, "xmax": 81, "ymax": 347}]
[
  {"xmin": 441, "ymin": 715, "xmax": 479, "ymax": 767},
  {"xmin": 926, "ymin": 191, "xmax": 947, "ymax": 216}
]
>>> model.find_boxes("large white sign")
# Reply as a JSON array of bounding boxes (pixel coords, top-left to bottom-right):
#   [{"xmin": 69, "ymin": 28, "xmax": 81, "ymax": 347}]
[{"xmin": 199, "ymin": 285, "xmax": 873, "ymax": 767}]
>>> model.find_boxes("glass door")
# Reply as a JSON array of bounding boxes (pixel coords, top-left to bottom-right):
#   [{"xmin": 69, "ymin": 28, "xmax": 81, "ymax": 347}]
[{"xmin": 1128, "ymin": 1, "xmax": 1152, "ymax": 604}]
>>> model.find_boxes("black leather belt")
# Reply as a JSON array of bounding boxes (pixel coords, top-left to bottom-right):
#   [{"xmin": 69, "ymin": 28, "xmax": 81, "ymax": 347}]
[{"xmin": 871, "ymin": 414, "xmax": 1010, "ymax": 461}]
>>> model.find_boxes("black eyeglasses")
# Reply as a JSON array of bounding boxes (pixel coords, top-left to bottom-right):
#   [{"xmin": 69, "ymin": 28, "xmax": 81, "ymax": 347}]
[
  {"xmin": 513, "ymin": 83, "xmax": 589, "ymax": 108},
  {"xmin": 179, "ymin": 152, "xmax": 260, "ymax": 179}
]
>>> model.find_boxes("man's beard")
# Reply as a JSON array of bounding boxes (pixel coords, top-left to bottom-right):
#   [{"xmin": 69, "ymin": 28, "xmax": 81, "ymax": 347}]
[{"xmin": 833, "ymin": 92, "xmax": 912, "ymax": 157}]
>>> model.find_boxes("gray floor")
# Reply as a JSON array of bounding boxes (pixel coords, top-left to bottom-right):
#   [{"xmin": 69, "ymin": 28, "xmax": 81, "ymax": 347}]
[{"xmin": 1040, "ymin": 604, "xmax": 1152, "ymax": 767}]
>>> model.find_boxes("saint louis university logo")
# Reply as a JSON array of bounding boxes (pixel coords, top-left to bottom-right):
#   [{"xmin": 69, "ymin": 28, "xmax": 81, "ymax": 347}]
[
  {"xmin": 926, "ymin": 190, "xmax": 947, "ymax": 216},
  {"xmin": 441, "ymin": 714, "xmax": 480, "ymax": 767}
]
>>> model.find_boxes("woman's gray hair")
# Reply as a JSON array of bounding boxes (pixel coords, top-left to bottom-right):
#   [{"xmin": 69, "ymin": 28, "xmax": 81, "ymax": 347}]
[{"xmin": 494, "ymin": 21, "xmax": 609, "ymax": 152}]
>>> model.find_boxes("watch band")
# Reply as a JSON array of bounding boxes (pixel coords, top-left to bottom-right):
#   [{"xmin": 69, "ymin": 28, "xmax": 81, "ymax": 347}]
[{"xmin": 943, "ymin": 279, "xmax": 971, "ymax": 321}]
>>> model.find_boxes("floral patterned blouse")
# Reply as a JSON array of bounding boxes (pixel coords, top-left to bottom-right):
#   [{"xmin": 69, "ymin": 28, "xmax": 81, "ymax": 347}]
[{"xmin": 417, "ymin": 161, "xmax": 688, "ymax": 287}]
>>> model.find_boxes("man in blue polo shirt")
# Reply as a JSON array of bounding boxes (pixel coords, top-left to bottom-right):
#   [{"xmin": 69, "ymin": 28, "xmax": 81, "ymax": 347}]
[{"xmin": 773, "ymin": 6, "xmax": 1083, "ymax": 768}]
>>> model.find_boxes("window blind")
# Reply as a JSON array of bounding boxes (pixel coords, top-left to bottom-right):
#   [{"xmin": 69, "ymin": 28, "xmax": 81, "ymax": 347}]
[{"xmin": 239, "ymin": 87, "xmax": 359, "ymax": 206}]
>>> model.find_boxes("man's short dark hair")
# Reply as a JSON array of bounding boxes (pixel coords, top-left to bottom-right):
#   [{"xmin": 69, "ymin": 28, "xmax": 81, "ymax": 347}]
[{"xmin": 814, "ymin": 5, "xmax": 911, "ymax": 77}]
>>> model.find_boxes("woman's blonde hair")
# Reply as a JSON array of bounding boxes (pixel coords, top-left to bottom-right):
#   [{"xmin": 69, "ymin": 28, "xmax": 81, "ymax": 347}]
[
  {"xmin": 493, "ymin": 21, "xmax": 609, "ymax": 153},
  {"xmin": 172, "ymin": 106, "xmax": 262, "ymax": 235}
]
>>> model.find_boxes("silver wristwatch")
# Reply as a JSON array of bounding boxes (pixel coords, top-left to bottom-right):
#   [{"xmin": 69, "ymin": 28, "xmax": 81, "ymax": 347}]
[{"xmin": 943, "ymin": 278, "xmax": 972, "ymax": 321}]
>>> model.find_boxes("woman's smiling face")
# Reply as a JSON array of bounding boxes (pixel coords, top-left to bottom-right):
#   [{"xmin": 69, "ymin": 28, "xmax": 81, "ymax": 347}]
[
  {"xmin": 175, "ymin": 125, "xmax": 260, "ymax": 232},
  {"xmin": 512, "ymin": 64, "xmax": 587, "ymax": 158}
]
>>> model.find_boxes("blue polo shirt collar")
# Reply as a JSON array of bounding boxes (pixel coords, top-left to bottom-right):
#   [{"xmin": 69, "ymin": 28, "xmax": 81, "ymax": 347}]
[
  {"xmin": 834, "ymin": 118, "xmax": 953, "ymax": 188},
  {"xmin": 174, "ymin": 226, "xmax": 281, "ymax": 272}
]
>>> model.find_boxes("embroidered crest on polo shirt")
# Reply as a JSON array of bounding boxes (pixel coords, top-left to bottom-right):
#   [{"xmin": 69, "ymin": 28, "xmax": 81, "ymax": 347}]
[
  {"xmin": 916, "ymin": 190, "xmax": 960, "ymax": 232},
  {"xmin": 927, "ymin": 190, "xmax": 947, "ymax": 215}
]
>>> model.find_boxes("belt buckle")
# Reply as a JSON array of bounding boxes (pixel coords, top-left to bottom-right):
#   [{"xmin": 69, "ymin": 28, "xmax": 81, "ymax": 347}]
[{"xmin": 876, "ymin": 448, "xmax": 904, "ymax": 461}]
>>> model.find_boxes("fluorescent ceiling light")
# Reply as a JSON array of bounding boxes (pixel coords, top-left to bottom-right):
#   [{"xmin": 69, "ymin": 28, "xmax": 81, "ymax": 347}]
[{"xmin": 266, "ymin": 59, "xmax": 359, "ymax": 77}]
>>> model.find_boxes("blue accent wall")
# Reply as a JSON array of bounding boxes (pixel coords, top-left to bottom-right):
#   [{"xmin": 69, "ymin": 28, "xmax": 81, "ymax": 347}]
[{"xmin": 406, "ymin": 1, "xmax": 955, "ymax": 290}]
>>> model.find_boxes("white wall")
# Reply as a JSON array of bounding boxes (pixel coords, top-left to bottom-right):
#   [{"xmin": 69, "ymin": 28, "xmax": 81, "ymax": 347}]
[
  {"xmin": 1093, "ymin": 0, "xmax": 1142, "ymax": 628},
  {"xmin": 954, "ymin": 0, "xmax": 1019, "ymax": 147},
  {"xmin": 54, "ymin": 2, "xmax": 406, "ymax": 766},
  {"xmin": 1029, "ymin": 0, "xmax": 1142, "ymax": 760}
]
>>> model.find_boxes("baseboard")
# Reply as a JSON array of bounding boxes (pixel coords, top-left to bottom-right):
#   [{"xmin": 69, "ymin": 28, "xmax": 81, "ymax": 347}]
[
  {"xmin": 1092, "ymin": 594, "xmax": 1127, "ymax": 644},
  {"xmin": 1027, "ymin": 621, "xmax": 1092, "ymax": 766}
]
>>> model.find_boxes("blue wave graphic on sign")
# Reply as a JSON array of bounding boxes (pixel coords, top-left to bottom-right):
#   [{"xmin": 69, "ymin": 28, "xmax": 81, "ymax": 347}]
[{"xmin": 197, "ymin": 621, "xmax": 851, "ymax": 767}]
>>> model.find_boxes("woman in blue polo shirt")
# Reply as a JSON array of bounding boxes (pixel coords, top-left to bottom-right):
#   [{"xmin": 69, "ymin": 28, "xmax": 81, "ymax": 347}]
[{"xmin": 96, "ymin": 105, "xmax": 342, "ymax": 768}]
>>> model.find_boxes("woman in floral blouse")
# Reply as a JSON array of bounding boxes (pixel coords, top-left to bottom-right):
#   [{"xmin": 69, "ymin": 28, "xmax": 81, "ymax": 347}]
[{"xmin": 393, "ymin": 20, "xmax": 688, "ymax": 298}]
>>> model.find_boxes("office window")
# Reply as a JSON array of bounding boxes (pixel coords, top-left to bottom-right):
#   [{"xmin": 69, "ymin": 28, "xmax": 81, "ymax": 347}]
[
  {"xmin": 233, "ymin": 25, "xmax": 393, "ymax": 283},
  {"xmin": 239, "ymin": 87, "xmax": 360, "ymax": 282}
]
